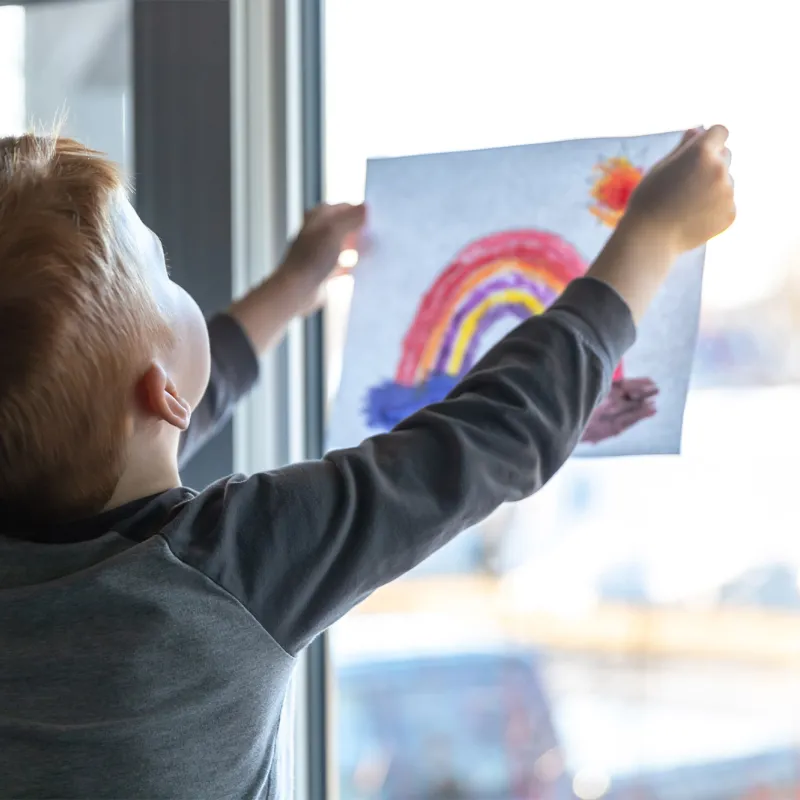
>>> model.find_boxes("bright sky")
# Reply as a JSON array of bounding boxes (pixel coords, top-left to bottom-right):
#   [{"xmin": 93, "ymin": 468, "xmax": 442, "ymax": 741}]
[{"xmin": 324, "ymin": 0, "xmax": 799, "ymax": 312}]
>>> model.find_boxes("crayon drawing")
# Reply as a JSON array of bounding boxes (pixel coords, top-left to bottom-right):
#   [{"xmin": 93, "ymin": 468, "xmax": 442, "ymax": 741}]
[
  {"xmin": 365, "ymin": 155, "xmax": 658, "ymax": 446},
  {"xmin": 328, "ymin": 133, "xmax": 704, "ymax": 457}
]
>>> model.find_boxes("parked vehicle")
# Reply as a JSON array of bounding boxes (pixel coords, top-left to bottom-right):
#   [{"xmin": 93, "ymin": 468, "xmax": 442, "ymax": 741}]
[
  {"xmin": 336, "ymin": 645, "xmax": 800, "ymax": 800},
  {"xmin": 337, "ymin": 649, "xmax": 570, "ymax": 800}
]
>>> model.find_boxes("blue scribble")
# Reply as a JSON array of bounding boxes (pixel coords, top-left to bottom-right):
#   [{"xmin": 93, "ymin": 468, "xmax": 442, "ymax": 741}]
[{"xmin": 364, "ymin": 373, "xmax": 462, "ymax": 430}]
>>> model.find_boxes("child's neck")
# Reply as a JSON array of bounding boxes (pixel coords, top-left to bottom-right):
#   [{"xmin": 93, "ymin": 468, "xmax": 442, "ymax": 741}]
[{"xmin": 106, "ymin": 431, "xmax": 182, "ymax": 511}]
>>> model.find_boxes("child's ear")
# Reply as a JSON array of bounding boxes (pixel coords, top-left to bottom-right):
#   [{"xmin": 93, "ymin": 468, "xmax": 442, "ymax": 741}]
[{"xmin": 137, "ymin": 362, "xmax": 191, "ymax": 431}]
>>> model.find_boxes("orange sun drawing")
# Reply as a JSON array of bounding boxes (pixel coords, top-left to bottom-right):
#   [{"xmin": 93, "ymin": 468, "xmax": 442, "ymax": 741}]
[{"xmin": 589, "ymin": 156, "xmax": 643, "ymax": 228}]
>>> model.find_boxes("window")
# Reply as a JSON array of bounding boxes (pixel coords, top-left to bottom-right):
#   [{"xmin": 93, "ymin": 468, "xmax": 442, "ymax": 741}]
[
  {"xmin": 0, "ymin": 0, "xmax": 131, "ymax": 170},
  {"xmin": 322, "ymin": 2, "xmax": 800, "ymax": 798},
  {"xmin": 0, "ymin": 6, "xmax": 25, "ymax": 135}
]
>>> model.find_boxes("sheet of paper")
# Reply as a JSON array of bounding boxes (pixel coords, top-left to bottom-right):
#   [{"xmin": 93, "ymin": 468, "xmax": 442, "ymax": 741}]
[{"xmin": 328, "ymin": 133, "xmax": 705, "ymax": 457}]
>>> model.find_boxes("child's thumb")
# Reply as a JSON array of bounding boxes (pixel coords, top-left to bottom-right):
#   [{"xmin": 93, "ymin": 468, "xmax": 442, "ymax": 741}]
[
  {"xmin": 674, "ymin": 127, "xmax": 703, "ymax": 152},
  {"xmin": 342, "ymin": 202, "xmax": 367, "ymax": 228},
  {"xmin": 325, "ymin": 203, "xmax": 366, "ymax": 236}
]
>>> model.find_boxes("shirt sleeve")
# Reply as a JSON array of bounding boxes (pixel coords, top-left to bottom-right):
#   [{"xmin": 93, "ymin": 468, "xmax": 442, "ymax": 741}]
[
  {"xmin": 178, "ymin": 313, "xmax": 261, "ymax": 467},
  {"xmin": 165, "ymin": 278, "xmax": 635, "ymax": 656}
]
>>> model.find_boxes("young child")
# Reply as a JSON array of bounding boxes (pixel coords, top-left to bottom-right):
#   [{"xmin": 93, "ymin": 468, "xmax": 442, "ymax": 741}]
[{"xmin": 0, "ymin": 127, "xmax": 734, "ymax": 799}]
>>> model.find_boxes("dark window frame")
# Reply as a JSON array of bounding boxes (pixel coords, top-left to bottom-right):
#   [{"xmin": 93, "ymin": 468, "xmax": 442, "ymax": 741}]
[
  {"xmin": 299, "ymin": 0, "xmax": 330, "ymax": 797},
  {"xmin": 133, "ymin": 0, "xmax": 235, "ymax": 489}
]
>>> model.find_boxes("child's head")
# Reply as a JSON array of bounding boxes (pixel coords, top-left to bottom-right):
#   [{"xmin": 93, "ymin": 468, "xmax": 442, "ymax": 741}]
[{"xmin": 0, "ymin": 134, "xmax": 210, "ymax": 525}]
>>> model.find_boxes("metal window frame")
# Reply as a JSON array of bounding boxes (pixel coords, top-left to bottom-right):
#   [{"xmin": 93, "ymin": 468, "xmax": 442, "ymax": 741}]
[
  {"xmin": 133, "ymin": 0, "xmax": 238, "ymax": 489},
  {"xmin": 230, "ymin": 0, "xmax": 293, "ymax": 478},
  {"xmin": 230, "ymin": 0, "xmax": 329, "ymax": 798},
  {"xmin": 297, "ymin": 0, "xmax": 332, "ymax": 796}
]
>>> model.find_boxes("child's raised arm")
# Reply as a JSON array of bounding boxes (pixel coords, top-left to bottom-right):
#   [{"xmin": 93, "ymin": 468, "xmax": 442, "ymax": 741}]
[
  {"xmin": 178, "ymin": 204, "xmax": 366, "ymax": 465},
  {"xmin": 165, "ymin": 126, "xmax": 734, "ymax": 656}
]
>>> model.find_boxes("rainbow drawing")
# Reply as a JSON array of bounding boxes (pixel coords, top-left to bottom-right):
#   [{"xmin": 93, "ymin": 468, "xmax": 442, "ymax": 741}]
[{"xmin": 364, "ymin": 229, "xmax": 625, "ymax": 429}]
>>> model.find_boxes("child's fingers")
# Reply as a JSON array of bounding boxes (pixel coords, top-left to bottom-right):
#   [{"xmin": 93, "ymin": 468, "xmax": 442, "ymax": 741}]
[
  {"xmin": 327, "ymin": 202, "xmax": 367, "ymax": 232},
  {"xmin": 621, "ymin": 378, "xmax": 659, "ymax": 401},
  {"xmin": 609, "ymin": 402, "xmax": 657, "ymax": 436},
  {"xmin": 622, "ymin": 377, "xmax": 658, "ymax": 391},
  {"xmin": 624, "ymin": 386, "xmax": 659, "ymax": 403},
  {"xmin": 304, "ymin": 202, "xmax": 366, "ymax": 236},
  {"xmin": 700, "ymin": 124, "xmax": 730, "ymax": 151},
  {"xmin": 669, "ymin": 127, "xmax": 703, "ymax": 158}
]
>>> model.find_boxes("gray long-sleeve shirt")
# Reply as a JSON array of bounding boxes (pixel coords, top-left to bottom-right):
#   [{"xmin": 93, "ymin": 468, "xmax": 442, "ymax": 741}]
[{"xmin": 0, "ymin": 277, "xmax": 634, "ymax": 799}]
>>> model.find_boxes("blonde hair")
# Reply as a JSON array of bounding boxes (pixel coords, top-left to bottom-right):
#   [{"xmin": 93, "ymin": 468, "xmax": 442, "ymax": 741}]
[{"xmin": 0, "ymin": 134, "xmax": 170, "ymax": 524}]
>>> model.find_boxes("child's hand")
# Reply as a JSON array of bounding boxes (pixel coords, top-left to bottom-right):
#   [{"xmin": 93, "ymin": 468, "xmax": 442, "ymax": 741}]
[
  {"xmin": 589, "ymin": 125, "xmax": 735, "ymax": 323},
  {"xmin": 276, "ymin": 202, "xmax": 367, "ymax": 316},
  {"xmin": 581, "ymin": 377, "xmax": 658, "ymax": 444},
  {"xmin": 625, "ymin": 125, "xmax": 735, "ymax": 255}
]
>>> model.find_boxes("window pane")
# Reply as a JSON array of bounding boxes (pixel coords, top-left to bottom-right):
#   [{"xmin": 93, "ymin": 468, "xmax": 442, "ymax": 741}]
[
  {"xmin": 0, "ymin": 0, "xmax": 131, "ymax": 171},
  {"xmin": 324, "ymin": 2, "xmax": 800, "ymax": 798}
]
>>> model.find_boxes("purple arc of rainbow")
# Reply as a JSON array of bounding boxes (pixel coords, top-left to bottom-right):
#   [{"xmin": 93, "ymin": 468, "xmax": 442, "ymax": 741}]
[{"xmin": 433, "ymin": 273, "xmax": 560, "ymax": 375}]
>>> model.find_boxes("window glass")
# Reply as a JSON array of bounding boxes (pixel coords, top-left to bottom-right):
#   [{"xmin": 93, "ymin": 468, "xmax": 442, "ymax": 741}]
[
  {"xmin": 324, "ymin": 3, "xmax": 800, "ymax": 798},
  {"xmin": 0, "ymin": 0, "xmax": 131, "ymax": 170}
]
